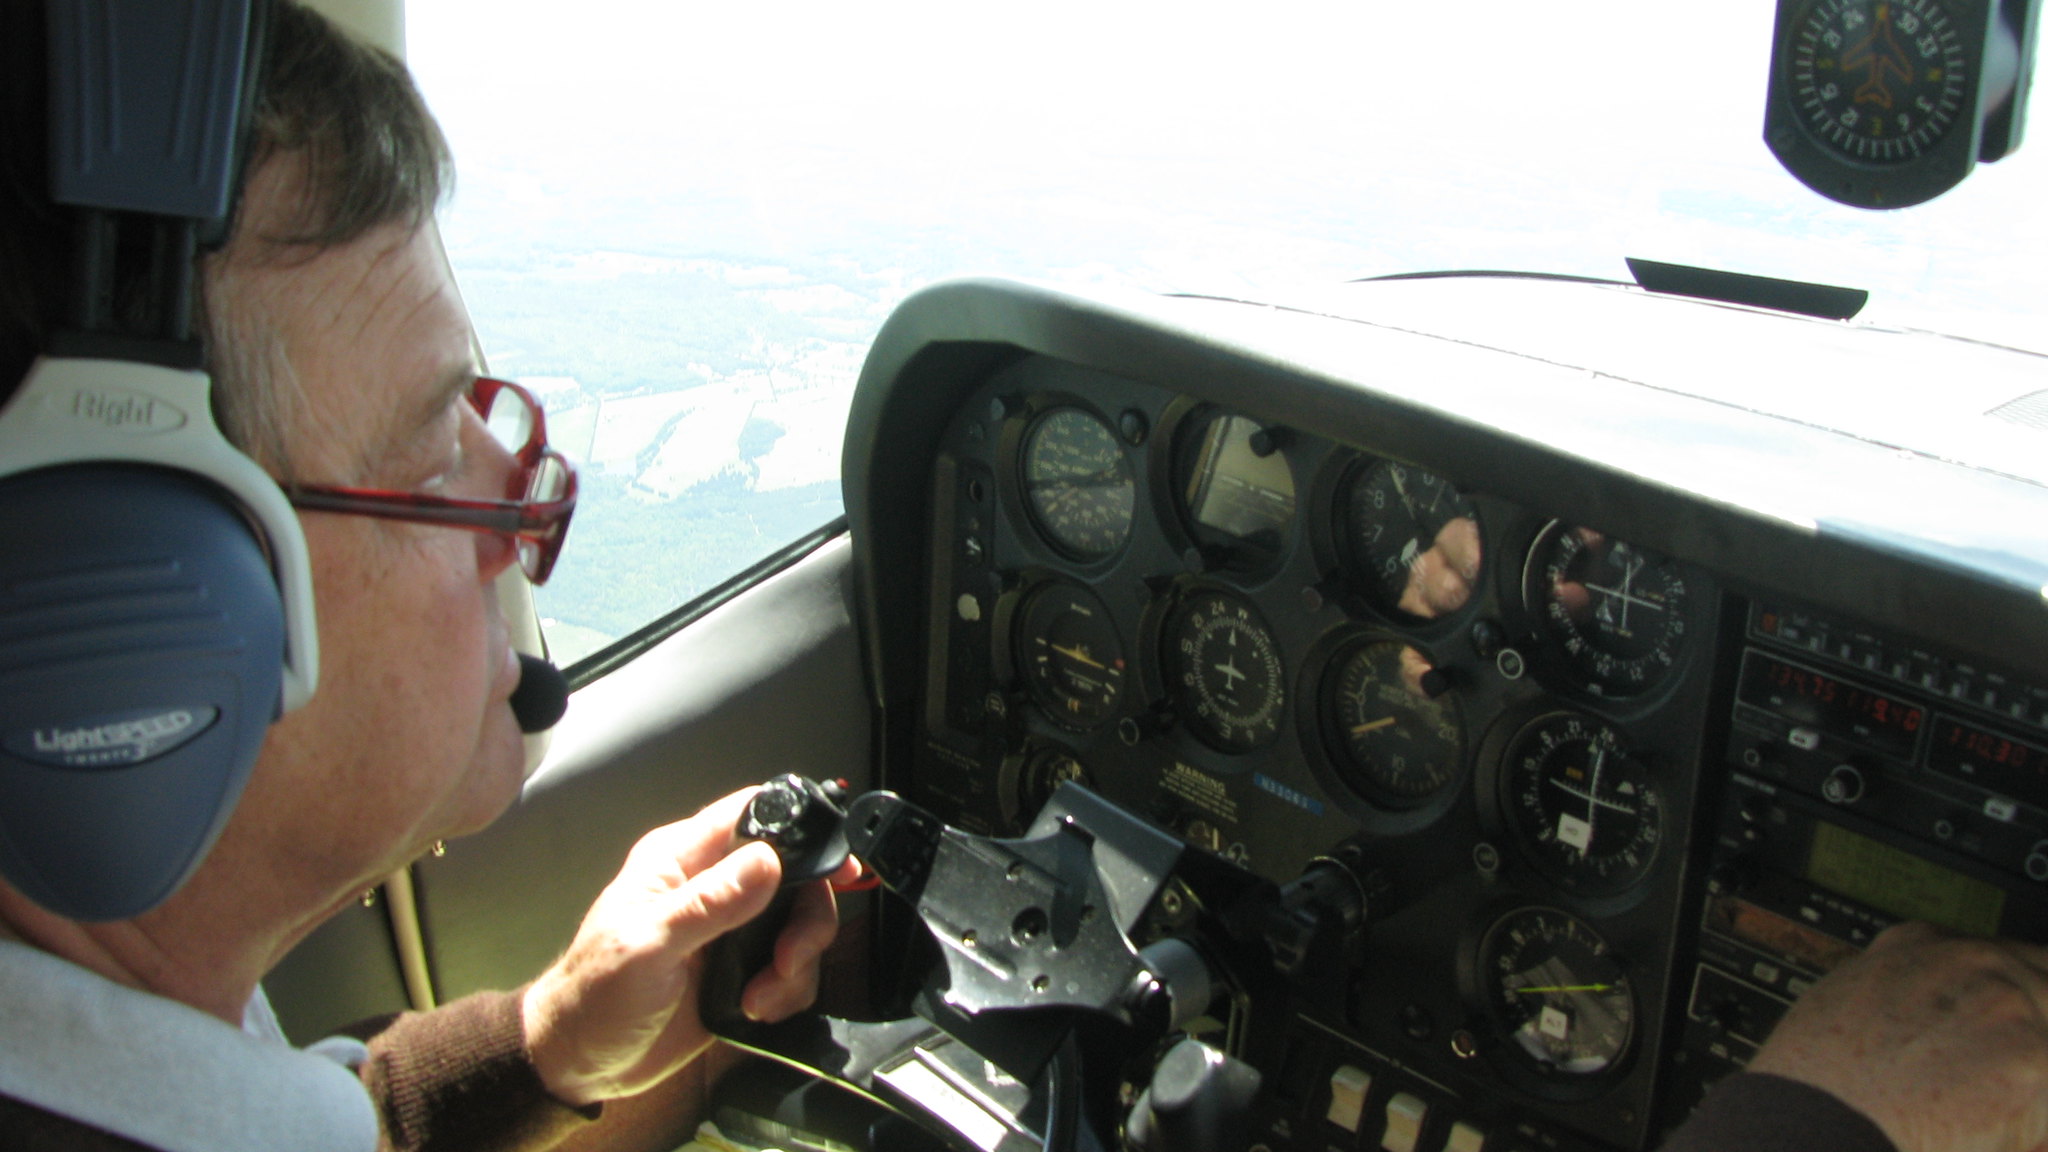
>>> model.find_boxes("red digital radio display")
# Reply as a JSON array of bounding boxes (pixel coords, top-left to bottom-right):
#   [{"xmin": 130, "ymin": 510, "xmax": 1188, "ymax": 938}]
[
  {"xmin": 1928, "ymin": 716, "xmax": 2048, "ymax": 805},
  {"xmin": 1739, "ymin": 651, "xmax": 1925, "ymax": 758}
]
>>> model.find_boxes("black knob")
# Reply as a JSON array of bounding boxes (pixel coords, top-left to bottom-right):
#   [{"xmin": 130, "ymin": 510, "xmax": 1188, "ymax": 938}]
[
  {"xmin": 2026, "ymin": 840, "xmax": 2048, "ymax": 883},
  {"xmin": 1247, "ymin": 427, "xmax": 1291, "ymax": 457},
  {"xmin": 1821, "ymin": 764, "xmax": 1866, "ymax": 806},
  {"xmin": 1124, "ymin": 1039, "xmax": 1263, "ymax": 1152},
  {"xmin": 1469, "ymin": 619, "xmax": 1507, "ymax": 660},
  {"xmin": 1119, "ymin": 410, "xmax": 1150, "ymax": 446},
  {"xmin": 1119, "ymin": 708, "xmax": 1176, "ymax": 746}
]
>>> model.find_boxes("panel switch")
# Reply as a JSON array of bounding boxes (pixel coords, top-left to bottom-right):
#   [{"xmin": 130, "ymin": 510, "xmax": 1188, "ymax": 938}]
[
  {"xmin": 1443, "ymin": 1120, "xmax": 1487, "ymax": 1152},
  {"xmin": 1326, "ymin": 1064, "xmax": 1372, "ymax": 1133},
  {"xmin": 1382, "ymin": 1092, "xmax": 1428, "ymax": 1152}
]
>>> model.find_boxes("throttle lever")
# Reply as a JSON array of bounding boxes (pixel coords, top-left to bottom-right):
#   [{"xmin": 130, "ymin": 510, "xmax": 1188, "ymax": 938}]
[{"xmin": 700, "ymin": 774, "xmax": 850, "ymax": 1035}]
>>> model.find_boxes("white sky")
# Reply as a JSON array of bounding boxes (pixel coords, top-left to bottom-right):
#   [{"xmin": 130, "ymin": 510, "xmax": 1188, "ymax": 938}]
[{"xmin": 405, "ymin": 0, "xmax": 2048, "ymax": 347}]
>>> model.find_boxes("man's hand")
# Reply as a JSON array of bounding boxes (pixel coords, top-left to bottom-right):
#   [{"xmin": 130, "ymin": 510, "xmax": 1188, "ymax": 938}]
[
  {"xmin": 1748, "ymin": 921, "xmax": 2048, "ymax": 1152},
  {"xmin": 518, "ymin": 788, "xmax": 859, "ymax": 1107}
]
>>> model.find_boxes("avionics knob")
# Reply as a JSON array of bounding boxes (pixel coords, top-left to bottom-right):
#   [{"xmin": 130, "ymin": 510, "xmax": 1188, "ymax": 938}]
[
  {"xmin": 1821, "ymin": 764, "xmax": 1866, "ymax": 806},
  {"xmin": 2026, "ymin": 840, "xmax": 2048, "ymax": 883}
]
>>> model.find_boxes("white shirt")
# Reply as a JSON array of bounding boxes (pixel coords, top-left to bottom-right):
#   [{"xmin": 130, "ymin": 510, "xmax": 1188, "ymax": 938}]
[{"xmin": 0, "ymin": 936, "xmax": 379, "ymax": 1152}]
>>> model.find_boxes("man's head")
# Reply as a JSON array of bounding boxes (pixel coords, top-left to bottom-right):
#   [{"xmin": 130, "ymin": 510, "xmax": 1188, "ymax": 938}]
[{"xmin": 0, "ymin": 2, "xmax": 535, "ymax": 972}]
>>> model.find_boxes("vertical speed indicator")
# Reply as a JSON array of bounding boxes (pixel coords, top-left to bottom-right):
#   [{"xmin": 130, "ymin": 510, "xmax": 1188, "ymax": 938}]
[{"xmin": 1322, "ymin": 640, "xmax": 1465, "ymax": 804}]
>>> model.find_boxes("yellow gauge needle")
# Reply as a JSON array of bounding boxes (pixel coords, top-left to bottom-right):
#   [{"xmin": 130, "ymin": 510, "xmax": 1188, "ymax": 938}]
[
  {"xmin": 1351, "ymin": 717, "xmax": 1397, "ymax": 736},
  {"xmin": 1051, "ymin": 643, "xmax": 1103, "ymax": 669},
  {"xmin": 1514, "ymin": 984, "xmax": 1615, "ymax": 995}
]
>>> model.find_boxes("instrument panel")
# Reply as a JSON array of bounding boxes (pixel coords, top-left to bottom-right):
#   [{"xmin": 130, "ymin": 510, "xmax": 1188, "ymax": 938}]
[
  {"xmin": 846, "ymin": 277, "xmax": 2048, "ymax": 1152},
  {"xmin": 915, "ymin": 358, "xmax": 1721, "ymax": 1149}
]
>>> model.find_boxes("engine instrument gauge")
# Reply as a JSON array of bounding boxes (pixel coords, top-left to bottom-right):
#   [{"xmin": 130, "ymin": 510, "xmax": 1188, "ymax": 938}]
[
  {"xmin": 1017, "ymin": 582, "xmax": 1126, "ymax": 730},
  {"xmin": 1525, "ymin": 522, "xmax": 1693, "ymax": 697},
  {"xmin": 1480, "ymin": 907, "xmax": 1636, "ymax": 1080},
  {"xmin": 1020, "ymin": 407, "xmax": 1136, "ymax": 560},
  {"xmin": 1501, "ymin": 714, "xmax": 1663, "ymax": 894},
  {"xmin": 1341, "ymin": 459, "xmax": 1483, "ymax": 620},
  {"xmin": 1163, "ymin": 589, "xmax": 1285, "ymax": 753},
  {"xmin": 1322, "ymin": 639, "xmax": 1465, "ymax": 804}
]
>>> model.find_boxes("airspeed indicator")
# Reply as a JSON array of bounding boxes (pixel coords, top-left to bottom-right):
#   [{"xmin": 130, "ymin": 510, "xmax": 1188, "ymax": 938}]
[{"xmin": 1021, "ymin": 407, "xmax": 1136, "ymax": 560}]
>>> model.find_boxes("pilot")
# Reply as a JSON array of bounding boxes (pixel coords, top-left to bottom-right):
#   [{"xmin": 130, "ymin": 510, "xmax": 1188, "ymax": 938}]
[
  {"xmin": 2, "ymin": 6, "xmax": 2046, "ymax": 1152},
  {"xmin": 0, "ymin": 4, "xmax": 850, "ymax": 1149}
]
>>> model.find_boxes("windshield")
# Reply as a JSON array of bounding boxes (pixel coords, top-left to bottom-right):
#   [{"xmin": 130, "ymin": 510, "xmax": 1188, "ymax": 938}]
[{"xmin": 406, "ymin": 0, "xmax": 2048, "ymax": 660}]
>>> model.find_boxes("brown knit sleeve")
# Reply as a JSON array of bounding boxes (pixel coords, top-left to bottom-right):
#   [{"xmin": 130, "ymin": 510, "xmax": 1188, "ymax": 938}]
[
  {"xmin": 1658, "ymin": 1073, "xmax": 1897, "ymax": 1152},
  {"xmin": 355, "ymin": 988, "xmax": 600, "ymax": 1152}
]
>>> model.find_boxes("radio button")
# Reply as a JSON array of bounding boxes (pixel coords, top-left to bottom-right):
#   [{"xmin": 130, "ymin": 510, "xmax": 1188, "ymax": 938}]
[
  {"xmin": 1788, "ymin": 727, "xmax": 1822, "ymax": 752},
  {"xmin": 1707, "ymin": 997, "xmax": 1749, "ymax": 1036}
]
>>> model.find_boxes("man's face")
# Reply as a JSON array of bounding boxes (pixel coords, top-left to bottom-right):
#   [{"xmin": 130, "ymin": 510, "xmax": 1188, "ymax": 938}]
[{"xmin": 196, "ymin": 198, "xmax": 529, "ymax": 915}]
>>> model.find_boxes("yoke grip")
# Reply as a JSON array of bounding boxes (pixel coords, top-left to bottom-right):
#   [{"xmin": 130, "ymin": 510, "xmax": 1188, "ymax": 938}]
[{"xmin": 700, "ymin": 775, "xmax": 850, "ymax": 1036}]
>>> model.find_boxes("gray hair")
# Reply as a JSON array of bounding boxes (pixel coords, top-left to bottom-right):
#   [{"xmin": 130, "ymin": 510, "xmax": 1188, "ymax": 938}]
[
  {"xmin": 201, "ymin": 1, "xmax": 455, "ymax": 474},
  {"xmin": 0, "ymin": 1, "xmax": 454, "ymax": 473}
]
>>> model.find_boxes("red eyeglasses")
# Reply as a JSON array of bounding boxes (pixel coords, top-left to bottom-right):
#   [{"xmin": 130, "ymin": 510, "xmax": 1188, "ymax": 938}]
[{"xmin": 285, "ymin": 376, "xmax": 579, "ymax": 584}]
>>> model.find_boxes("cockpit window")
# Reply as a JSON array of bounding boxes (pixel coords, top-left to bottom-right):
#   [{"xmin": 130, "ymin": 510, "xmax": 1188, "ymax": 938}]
[{"xmin": 406, "ymin": 1, "xmax": 2048, "ymax": 663}]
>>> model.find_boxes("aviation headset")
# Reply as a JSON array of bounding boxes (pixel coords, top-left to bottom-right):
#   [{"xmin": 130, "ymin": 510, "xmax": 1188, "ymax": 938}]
[{"xmin": 0, "ymin": 0, "xmax": 320, "ymax": 922}]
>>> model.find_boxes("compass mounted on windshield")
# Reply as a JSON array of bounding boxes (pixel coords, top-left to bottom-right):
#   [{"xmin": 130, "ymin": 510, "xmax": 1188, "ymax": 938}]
[{"xmin": 1763, "ymin": 0, "xmax": 2039, "ymax": 208}]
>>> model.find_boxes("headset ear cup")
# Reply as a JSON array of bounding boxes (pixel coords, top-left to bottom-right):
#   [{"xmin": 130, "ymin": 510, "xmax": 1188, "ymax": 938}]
[{"xmin": 0, "ymin": 464, "xmax": 286, "ymax": 922}]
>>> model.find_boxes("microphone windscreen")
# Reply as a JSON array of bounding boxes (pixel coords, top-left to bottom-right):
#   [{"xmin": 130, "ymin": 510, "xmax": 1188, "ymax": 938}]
[{"xmin": 510, "ymin": 654, "xmax": 569, "ymax": 734}]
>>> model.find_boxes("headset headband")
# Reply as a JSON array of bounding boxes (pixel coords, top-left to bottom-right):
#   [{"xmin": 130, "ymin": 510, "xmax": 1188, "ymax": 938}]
[{"xmin": 0, "ymin": 0, "xmax": 317, "ymax": 921}]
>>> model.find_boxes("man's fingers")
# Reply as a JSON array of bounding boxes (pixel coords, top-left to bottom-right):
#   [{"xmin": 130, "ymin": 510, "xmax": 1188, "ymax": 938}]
[
  {"xmin": 744, "ymin": 943, "xmax": 825, "ymax": 1023},
  {"xmin": 1868, "ymin": 919, "xmax": 1936, "ymax": 947},
  {"xmin": 626, "ymin": 788, "xmax": 763, "ymax": 878},
  {"xmin": 737, "ymin": 879, "xmax": 842, "ymax": 1021},
  {"xmin": 659, "ymin": 838, "xmax": 783, "ymax": 956},
  {"xmin": 828, "ymin": 855, "xmax": 864, "ymax": 887},
  {"xmin": 772, "ymin": 879, "xmax": 840, "ymax": 978}
]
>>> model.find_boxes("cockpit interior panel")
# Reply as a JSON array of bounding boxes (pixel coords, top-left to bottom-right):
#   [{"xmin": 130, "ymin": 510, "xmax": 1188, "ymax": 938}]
[{"xmin": 839, "ymin": 275, "xmax": 2048, "ymax": 1151}]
